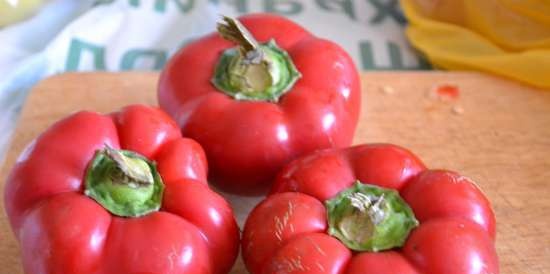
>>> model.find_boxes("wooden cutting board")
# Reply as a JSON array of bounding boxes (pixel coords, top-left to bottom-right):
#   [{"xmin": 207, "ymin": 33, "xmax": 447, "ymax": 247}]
[{"xmin": 1, "ymin": 72, "xmax": 549, "ymax": 274}]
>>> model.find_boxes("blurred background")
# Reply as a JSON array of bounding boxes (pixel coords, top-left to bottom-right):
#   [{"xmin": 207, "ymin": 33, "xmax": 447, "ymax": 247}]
[{"xmin": 0, "ymin": 0, "xmax": 549, "ymax": 161}]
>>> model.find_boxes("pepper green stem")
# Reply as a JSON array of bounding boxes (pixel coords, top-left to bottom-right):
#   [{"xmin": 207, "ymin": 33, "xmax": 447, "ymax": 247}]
[
  {"xmin": 212, "ymin": 16, "xmax": 301, "ymax": 102},
  {"xmin": 84, "ymin": 146, "xmax": 164, "ymax": 217},
  {"xmin": 326, "ymin": 181, "xmax": 418, "ymax": 252}
]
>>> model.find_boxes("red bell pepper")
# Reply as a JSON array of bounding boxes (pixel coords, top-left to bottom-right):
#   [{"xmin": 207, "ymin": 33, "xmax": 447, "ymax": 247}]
[
  {"xmin": 243, "ymin": 144, "xmax": 498, "ymax": 274},
  {"xmin": 158, "ymin": 14, "xmax": 360, "ymax": 195},
  {"xmin": 4, "ymin": 105, "xmax": 239, "ymax": 274}
]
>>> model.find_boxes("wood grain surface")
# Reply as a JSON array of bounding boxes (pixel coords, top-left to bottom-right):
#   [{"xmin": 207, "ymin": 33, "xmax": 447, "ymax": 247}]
[{"xmin": 1, "ymin": 72, "xmax": 549, "ymax": 274}]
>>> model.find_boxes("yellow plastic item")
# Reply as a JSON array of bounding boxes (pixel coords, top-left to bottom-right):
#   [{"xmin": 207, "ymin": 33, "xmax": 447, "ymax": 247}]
[
  {"xmin": 401, "ymin": 0, "xmax": 550, "ymax": 89},
  {"xmin": 0, "ymin": 0, "xmax": 45, "ymax": 27}
]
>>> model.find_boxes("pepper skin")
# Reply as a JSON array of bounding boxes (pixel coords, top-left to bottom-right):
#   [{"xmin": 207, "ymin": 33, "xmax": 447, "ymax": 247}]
[
  {"xmin": 243, "ymin": 144, "xmax": 498, "ymax": 274},
  {"xmin": 4, "ymin": 105, "xmax": 239, "ymax": 274},
  {"xmin": 158, "ymin": 14, "xmax": 360, "ymax": 195}
]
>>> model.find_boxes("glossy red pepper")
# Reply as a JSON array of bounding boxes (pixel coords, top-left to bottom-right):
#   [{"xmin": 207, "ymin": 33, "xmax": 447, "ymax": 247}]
[
  {"xmin": 243, "ymin": 144, "xmax": 498, "ymax": 274},
  {"xmin": 158, "ymin": 14, "xmax": 360, "ymax": 195},
  {"xmin": 4, "ymin": 105, "xmax": 239, "ymax": 274}
]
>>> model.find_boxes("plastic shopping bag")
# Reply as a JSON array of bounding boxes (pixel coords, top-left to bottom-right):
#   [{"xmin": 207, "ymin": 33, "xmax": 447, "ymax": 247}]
[{"xmin": 401, "ymin": 0, "xmax": 550, "ymax": 89}]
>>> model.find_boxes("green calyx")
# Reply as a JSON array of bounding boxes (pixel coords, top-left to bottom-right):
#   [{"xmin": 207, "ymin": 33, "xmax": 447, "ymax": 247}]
[
  {"xmin": 211, "ymin": 16, "xmax": 301, "ymax": 102},
  {"xmin": 84, "ymin": 146, "xmax": 164, "ymax": 218},
  {"xmin": 326, "ymin": 181, "xmax": 418, "ymax": 252}
]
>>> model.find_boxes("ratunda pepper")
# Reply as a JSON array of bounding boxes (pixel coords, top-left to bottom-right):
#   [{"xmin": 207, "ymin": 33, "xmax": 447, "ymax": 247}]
[
  {"xmin": 4, "ymin": 105, "xmax": 239, "ymax": 274},
  {"xmin": 243, "ymin": 144, "xmax": 499, "ymax": 274},
  {"xmin": 159, "ymin": 14, "xmax": 361, "ymax": 195}
]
